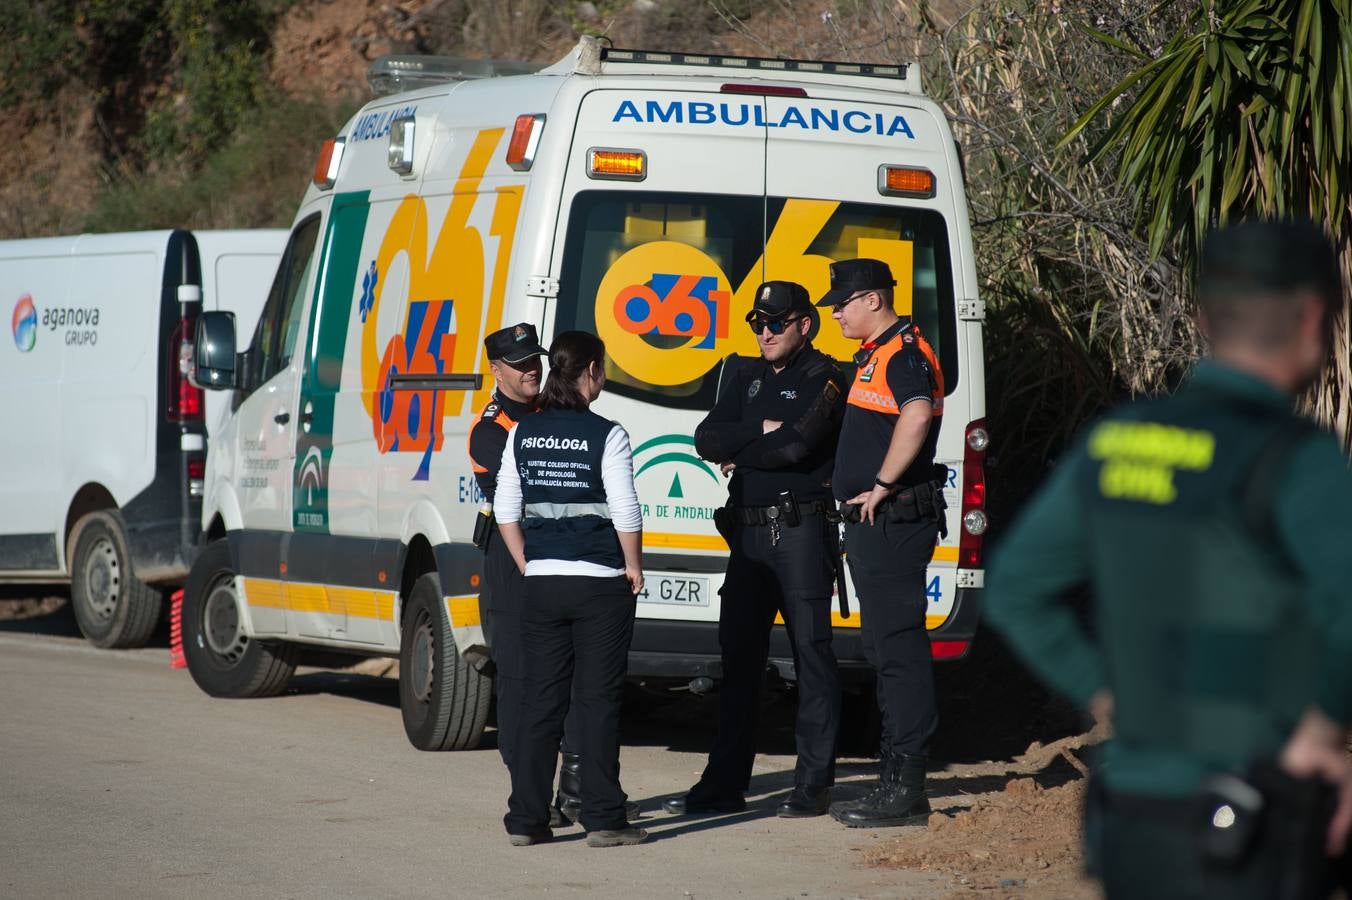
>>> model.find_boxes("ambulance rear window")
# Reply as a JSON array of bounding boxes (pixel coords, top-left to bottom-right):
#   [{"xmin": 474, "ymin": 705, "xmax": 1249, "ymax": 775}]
[{"xmin": 557, "ymin": 190, "xmax": 956, "ymax": 410}]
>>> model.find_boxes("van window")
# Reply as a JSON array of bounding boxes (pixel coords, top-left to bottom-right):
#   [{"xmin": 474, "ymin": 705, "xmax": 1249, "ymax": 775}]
[
  {"xmin": 557, "ymin": 191, "xmax": 956, "ymax": 411},
  {"xmin": 244, "ymin": 216, "xmax": 321, "ymax": 392}
]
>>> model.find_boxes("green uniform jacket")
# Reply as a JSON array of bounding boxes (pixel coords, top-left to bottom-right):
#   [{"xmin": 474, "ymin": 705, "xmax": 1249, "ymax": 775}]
[{"xmin": 987, "ymin": 361, "xmax": 1352, "ymax": 797}]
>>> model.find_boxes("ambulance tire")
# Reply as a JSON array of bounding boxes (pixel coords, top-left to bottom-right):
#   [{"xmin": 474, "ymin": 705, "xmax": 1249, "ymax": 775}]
[
  {"xmin": 183, "ymin": 539, "xmax": 297, "ymax": 698},
  {"xmin": 69, "ymin": 510, "xmax": 162, "ymax": 649},
  {"xmin": 399, "ymin": 572, "xmax": 491, "ymax": 751}
]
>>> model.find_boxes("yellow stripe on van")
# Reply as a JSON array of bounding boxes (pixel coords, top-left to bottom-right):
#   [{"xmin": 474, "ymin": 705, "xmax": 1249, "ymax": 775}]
[
  {"xmin": 446, "ymin": 595, "xmax": 481, "ymax": 627},
  {"xmin": 773, "ymin": 611, "xmax": 949, "ymax": 630},
  {"xmin": 645, "ymin": 534, "xmax": 960, "ymax": 561},
  {"xmin": 239, "ymin": 578, "xmax": 396, "ymax": 621},
  {"xmin": 644, "ymin": 532, "xmax": 728, "ymax": 551}
]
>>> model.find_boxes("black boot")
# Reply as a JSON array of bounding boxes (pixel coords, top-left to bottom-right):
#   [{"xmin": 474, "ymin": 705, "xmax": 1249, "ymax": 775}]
[
  {"xmin": 830, "ymin": 746, "xmax": 894, "ymax": 814},
  {"xmin": 776, "ymin": 785, "xmax": 830, "ymax": 818},
  {"xmin": 830, "ymin": 753, "xmax": 931, "ymax": 828},
  {"xmin": 557, "ymin": 752, "xmax": 641, "ymax": 823}
]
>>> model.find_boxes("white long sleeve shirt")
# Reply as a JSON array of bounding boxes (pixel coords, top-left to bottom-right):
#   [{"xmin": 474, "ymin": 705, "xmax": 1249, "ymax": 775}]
[{"xmin": 495, "ymin": 421, "xmax": 642, "ymax": 577}]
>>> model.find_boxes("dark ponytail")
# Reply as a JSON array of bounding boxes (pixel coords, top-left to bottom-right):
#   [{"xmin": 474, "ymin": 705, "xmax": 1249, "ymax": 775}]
[{"xmin": 539, "ymin": 330, "xmax": 606, "ymax": 411}]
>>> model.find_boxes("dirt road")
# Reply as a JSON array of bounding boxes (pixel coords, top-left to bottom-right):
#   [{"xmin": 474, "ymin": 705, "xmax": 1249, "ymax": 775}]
[{"xmin": 0, "ymin": 600, "xmax": 1098, "ymax": 899}]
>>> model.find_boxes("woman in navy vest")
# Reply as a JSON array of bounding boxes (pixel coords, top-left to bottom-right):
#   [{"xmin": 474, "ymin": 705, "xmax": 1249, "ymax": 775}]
[{"xmin": 494, "ymin": 330, "xmax": 647, "ymax": 848}]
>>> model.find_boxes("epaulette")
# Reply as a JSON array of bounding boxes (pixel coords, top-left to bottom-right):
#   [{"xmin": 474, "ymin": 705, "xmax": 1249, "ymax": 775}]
[{"xmin": 480, "ymin": 401, "xmax": 501, "ymax": 421}]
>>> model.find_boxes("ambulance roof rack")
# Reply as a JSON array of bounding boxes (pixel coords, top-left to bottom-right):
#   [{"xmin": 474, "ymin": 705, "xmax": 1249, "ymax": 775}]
[
  {"xmin": 557, "ymin": 35, "xmax": 922, "ymax": 94},
  {"xmin": 367, "ymin": 55, "xmax": 543, "ymax": 96}
]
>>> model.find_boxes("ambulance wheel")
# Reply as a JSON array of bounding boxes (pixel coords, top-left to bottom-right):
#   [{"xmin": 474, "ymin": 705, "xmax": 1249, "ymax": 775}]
[
  {"xmin": 183, "ymin": 539, "xmax": 297, "ymax": 698},
  {"xmin": 69, "ymin": 510, "xmax": 162, "ymax": 649},
  {"xmin": 399, "ymin": 572, "xmax": 491, "ymax": 751}
]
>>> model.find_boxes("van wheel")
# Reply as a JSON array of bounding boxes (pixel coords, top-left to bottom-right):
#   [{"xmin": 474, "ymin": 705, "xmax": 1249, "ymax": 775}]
[
  {"xmin": 183, "ymin": 539, "xmax": 297, "ymax": 698},
  {"xmin": 69, "ymin": 511, "xmax": 162, "ymax": 649},
  {"xmin": 400, "ymin": 572, "xmax": 491, "ymax": 751}
]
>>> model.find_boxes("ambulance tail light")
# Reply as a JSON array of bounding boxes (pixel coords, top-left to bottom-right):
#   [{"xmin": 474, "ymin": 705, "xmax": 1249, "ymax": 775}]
[
  {"xmin": 167, "ymin": 308, "xmax": 204, "ymax": 423},
  {"xmin": 959, "ymin": 418, "xmax": 989, "ymax": 569},
  {"xmin": 313, "ymin": 138, "xmax": 344, "ymax": 189},
  {"xmin": 187, "ymin": 458, "xmax": 206, "ymax": 498},
  {"xmin": 506, "ymin": 114, "xmax": 545, "ymax": 171},
  {"xmin": 587, "ymin": 148, "xmax": 646, "ymax": 181},
  {"xmin": 720, "ymin": 83, "xmax": 808, "ymax": 97},
  {"xmin": 878, "ymin": 165, "xmax": 936, "ymax": 199},
  {"xmin": 931, "ymin": 640, "xmax": 970, "ymax": 660}
]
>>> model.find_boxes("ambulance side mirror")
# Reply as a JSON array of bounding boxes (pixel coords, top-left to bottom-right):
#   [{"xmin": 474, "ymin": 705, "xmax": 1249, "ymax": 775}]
[{"xmin": 192, "ymin": 311, "xmax": 237, "ymax": 390}]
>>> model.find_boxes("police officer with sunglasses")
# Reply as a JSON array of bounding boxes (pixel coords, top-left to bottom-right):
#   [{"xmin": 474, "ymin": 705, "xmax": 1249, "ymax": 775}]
[{"xmin": 664, "ymin": 281, "xmax": 847, "ymax": 818}]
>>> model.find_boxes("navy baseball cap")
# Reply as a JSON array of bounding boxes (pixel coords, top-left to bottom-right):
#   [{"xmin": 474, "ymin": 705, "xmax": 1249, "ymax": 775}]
[
  {"xmin": 816, "ymin": 258, "xmax": 897, "ymax": 307},
  {"xmin": 745, "ymin": 281, "xmax": 812, "ymax": 321},
  {"xmin": 484, "ymin": 322, "xmax": 547, "ymax": 364}
]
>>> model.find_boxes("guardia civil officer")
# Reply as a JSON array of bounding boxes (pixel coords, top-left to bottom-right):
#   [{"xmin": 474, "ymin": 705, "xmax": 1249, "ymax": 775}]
[
  {"xmin": 987, "ymin": 220, "xmax": 1352, "ymax": 898},
  {"xmin": 816, "ymin": 258, "xmax": 948, "ymax": 828},
  {"xmin": 469, "ymin": 322, "xmax": 589, "ymax": 826},
  {"xmin": 663, "ymin": 281, "xmax": 846, "ymax": 818},
  {"xmin": 495, "ymin": 330, "xmax": 648, "ymax": 848}
]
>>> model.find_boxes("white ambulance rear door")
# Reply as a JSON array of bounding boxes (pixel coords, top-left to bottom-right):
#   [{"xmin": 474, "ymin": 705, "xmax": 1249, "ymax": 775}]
[
  {"xmin": 762, "ymin": 92, "xmax": 967, "ymax": 630},
  {"xmin": 549, "ymin": 86, "xmax": 772, "ymax": 626}
]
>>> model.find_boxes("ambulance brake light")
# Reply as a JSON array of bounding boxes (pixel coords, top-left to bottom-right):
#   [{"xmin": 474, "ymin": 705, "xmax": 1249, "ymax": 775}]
[
  {"xmin": 959, "ymin": 419, "xmax": 989, "ymax": 569},
  {"xmin": 587, "ymin": 148, "xmax": 646, "ymax": 181},
  {"xmin": 506, "ymin": 114, "xmax": 545, "ymax": 171},
  {"xmin": 931, "ymin": 640, "xmax": 970, "ymax": 660},
  {"xmin": 720, "ymin": 83, "xmax": 808, "ymax": 97},
  {"xmin": 313, "ymin": 138, "xmax": 344, "ymax": 189},
  {"xmin": 878, "ymin": 165, "xmax": 935, "ymax": 199}
]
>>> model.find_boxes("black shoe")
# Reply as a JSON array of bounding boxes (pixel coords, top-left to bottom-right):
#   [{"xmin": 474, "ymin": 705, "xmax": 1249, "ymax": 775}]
[
  {"xmin": 585, "ymin": 826, "xmax": 649, "ymax": 847},
  {"xmin": 508, "ymin": 830, "xmax": 553, "ymax": 847},
  {"xmin": 662, "ymin": 790, "xmax": 746, "ymax": 815},
  {"xmin": 777, "ymin": 785, "xmax": 831, "ymax": 818},
  {"xmin": 549, "ymin": 804, "xmax": 569, "ymax": 828},
  {"xmin": 560, "ymin": 797, "xmax": 641, "ymax": 823},
  {"xmin": 831, "ymin": 753, "xmax": 931, "ymax": 828}
]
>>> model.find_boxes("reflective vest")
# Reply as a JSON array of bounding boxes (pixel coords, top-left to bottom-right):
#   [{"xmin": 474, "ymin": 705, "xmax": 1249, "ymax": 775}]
[
  {"xmin": 514, "ymin": 408, "xmax": 622, "ymax": 568},
  {"xmin": 1081, "ymin": 387, "xmax": 1318, "ymax": 772}
]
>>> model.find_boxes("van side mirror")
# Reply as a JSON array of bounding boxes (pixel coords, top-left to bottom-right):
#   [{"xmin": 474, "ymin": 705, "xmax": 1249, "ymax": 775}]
[{"xmin": 192, "ymin": 311, "xmax": 237, "ymax": 390}]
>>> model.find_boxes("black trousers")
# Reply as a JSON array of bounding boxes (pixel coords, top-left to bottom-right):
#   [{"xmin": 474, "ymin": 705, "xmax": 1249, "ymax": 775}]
[
  {"xmin": 504, "ymin": 574, "xmax": 636, "ymax": 835},
  {"xmin": 482, "ymin": 535, "xmax": 579, "ymax": 768},
  {"xmin": 843, "ymin": 517, "xmax": 938, "ymax": 757},
  {"xmin": 700, "ymin": 511, "xmax": 840, "ymax": 793},
  {"xmin": 1096, "ymin": 792, "xmax": 1339, "ymax": 899}
]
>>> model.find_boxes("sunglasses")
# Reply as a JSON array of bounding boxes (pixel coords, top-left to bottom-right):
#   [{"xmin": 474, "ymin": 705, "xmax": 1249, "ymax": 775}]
[
  {"xmin": 748, "ymin": 315, "xmax": 805, "ymax": 335},
  {"xmin": 830, "ymin": 291, "xmax": 871, "ymax": 313}
]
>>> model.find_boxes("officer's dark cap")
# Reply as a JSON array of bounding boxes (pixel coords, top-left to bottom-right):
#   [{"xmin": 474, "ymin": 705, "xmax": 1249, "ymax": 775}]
[
  {"xmin": 1199, "ymin": 219, "xmax": 1341, "ymax": 307},
  {"xmin": 746, "ymin": 281, "xmax": 812, "ymax": 321},
  {"xmin": 816, "ymin": 258, "xmax": 897, "ymax": 307},
  {"xmin": 484, "ymin": 322, "xmax": 547, "ymax": 364}
]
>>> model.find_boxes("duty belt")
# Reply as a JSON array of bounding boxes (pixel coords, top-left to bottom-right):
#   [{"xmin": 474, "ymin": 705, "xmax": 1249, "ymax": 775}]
[{"xmin": 732, "ymin": 499, "xmax": 833, "ymax": 526}]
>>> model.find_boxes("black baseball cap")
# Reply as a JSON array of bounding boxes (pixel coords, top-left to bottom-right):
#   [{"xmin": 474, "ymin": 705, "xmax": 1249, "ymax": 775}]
[
  {"xmin": 816, "ymin": 258, "xmax": 897, "ymax": 307},
  {"xmin": 484, "ymin": 322, "xmax": 547, "ymax": 364},
  {"xmin": 745, "ymin": 281, "xmax": 812, "ymax": 321}
]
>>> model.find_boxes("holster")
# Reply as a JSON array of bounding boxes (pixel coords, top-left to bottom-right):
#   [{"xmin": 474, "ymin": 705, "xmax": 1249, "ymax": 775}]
[
  {"xmin": 713, "ymin": 505, "xmax": 734, "ymax": 543},
  {"xmin": 472, "ymin": 508, "xmax": 495, "ymax": 551}
]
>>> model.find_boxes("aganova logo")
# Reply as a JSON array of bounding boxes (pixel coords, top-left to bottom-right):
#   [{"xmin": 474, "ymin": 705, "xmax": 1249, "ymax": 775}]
[
  {"xmin": 12, "ymin": 294, "xmax": 36, "ymax": 352},
  {"xmin": 612, "ymin": 99, "xmax": 916, "ymax": 139}
]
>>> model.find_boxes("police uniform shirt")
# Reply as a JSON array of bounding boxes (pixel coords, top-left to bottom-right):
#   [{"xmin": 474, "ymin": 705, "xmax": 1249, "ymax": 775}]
[
  {"xmin": 467, "ymin": 390, "xmax": 536, "ymax": 502},
  {"xmin": 694, "ymin": 346, "xmax": 845, "ymax": 507},
  {"xmin": 832, "ymin": 321, "xmax": 945, "ymax": 500},
  {"xmin": 986, "ymin": 360, "xmax": 1352, "ymax": 797}
]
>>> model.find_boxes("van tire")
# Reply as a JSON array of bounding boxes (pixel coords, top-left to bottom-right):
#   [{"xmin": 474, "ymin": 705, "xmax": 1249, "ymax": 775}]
[
  {"xmin": 400, "ymin": 571, "xmax": 491, "ymax": 751},
  {"xmin": 183, "ymin": 539, "xmax": 297, "ymax": 698},
  {"xmin": 69, "ymin": 510, "xmax": 162, "ymax": 649}
]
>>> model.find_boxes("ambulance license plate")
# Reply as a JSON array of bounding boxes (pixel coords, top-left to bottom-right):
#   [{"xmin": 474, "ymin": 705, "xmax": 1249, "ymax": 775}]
[{"xmin": 638, "ymin": 574, "xmax": 710, "ymax": 607}]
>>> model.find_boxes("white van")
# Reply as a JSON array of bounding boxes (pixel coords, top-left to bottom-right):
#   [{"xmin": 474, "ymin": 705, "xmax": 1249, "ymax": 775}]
[
  {"xmin": 185, "ymin": 39, "xmax": 989, "ymax": 750},
  {"xmin": 0, "ymin": 228, "xmax": 286, "ymax": 647}
]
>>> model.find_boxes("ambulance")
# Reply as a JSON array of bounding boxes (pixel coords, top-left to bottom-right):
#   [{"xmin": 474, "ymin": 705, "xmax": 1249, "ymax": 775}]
[
  {"xmin": 0, "ymin": 228, "xmax": 286, "ymax": 648},
  {"xmin": 185, "ymin": 38, "xmax": 989, "ymax": 751}
]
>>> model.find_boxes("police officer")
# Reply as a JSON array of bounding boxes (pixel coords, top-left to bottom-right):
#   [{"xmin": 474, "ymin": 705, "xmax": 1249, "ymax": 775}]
[
  {"xmin": 987, "ymin": 220, "xmax": 1352, "ymax": 898},
  {"xmin": 469, "ymin": 322, "xmax": 585, "ymax": 826},
  {"xmin": 816, "ymin": 258, "xmax": 947, "ymax": 828},
  {"xmin": 664, "ymin": 281, "xmax": 846, "ymax": 818},
  {"xmin": 495, "ymin": 330, "xmax": 648, "ymax": 848}
]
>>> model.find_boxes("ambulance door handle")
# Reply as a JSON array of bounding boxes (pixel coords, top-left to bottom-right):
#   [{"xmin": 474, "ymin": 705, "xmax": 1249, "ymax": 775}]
[{"xmin": 274, "ymin": 411, "xmax": 291, "ymax": 425}]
